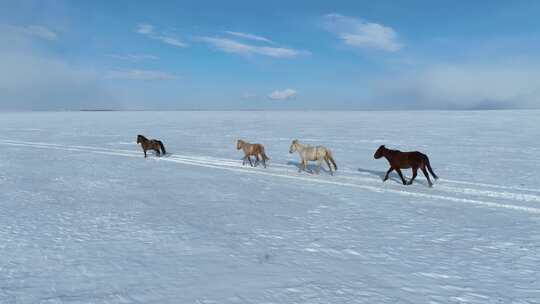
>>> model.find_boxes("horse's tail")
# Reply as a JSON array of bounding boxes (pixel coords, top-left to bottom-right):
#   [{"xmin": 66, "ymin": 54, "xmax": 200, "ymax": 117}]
[
  {"xmin": 261, "ymin": 149, "xmax": 270, "ymax": 161},
  {"xmin": 425, "ymin": 156, "xmax": 438, "ymax": 180},
  {"xmin": 158, "ymin": 141, "xmax": 167, "ymax": 155},
  {"xmin": 326, "ymin": 150, "xmax": 337, "ymax": 171}
]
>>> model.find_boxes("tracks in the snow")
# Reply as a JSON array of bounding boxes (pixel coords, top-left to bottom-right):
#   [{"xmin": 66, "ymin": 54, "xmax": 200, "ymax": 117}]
[{"xmin": 2, "ymin": 139, "xmax": 540, "ymax": 215}]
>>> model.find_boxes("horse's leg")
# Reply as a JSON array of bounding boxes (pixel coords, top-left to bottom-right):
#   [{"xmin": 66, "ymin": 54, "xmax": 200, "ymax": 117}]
[
  {"xmin": 155, "ymin": 148, "xmax": 160, "ymax": 157},
  {"xmin": 396, "ymin": 168, "xmax": 407, "ymax": 185},
  {"xmin": 324, "ymin": 158, "xmax": 333, "ymax": 175},
  {"xmin": 315, "ymin": 159, "xmax": 322, "ymax": 175},
  {"xmin": 383, "ymin": 168, "xmax": 393, "ymax": 181},
  {"xmin": 408, "ymin": 167, "xmax": 418, "ymax": 185},
  {"xmin": 421, "ymin": 166, "xmax": 433, "ymax": 187},
  {"xmin": 299, "ymin": 158, "xmax": 304, "ymax": 173},
  {"xmin": 260, "ymin": 154, "xmax": 266, "ymax": 168},
  {"xmin": 254, "ymin": 154, "xmax": 260, "ymax": 167},
  {"xmin": 143, "ymin": 148, "xmax": 147, "ymax": 158},
  {"xmin": 242, "ymin": 155, "xmax": 247, "ymax": 166},
  {"xmin": 248, "ymin": 155, "xmax": 254, "ymax": 167}
]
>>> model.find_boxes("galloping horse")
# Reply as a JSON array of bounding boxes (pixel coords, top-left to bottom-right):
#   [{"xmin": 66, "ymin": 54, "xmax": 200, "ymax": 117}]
[
  {"xmin": 137, "ymin": 135, "xmax": 166, "ymax": 158},
  {"xmin": 237, "ymin": 139, "xmax": 269, "ymax": 168},
  {"xmin": 374, "ymin": 145, "xmax": 438, "ymax": 187},
  {"xmin": 289, "ymin": 139, "xmax": 337, "ymax": 175}
]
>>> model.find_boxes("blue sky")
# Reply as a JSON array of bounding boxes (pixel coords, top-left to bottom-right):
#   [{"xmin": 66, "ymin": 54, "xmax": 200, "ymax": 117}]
[{"xmin": 1, "ymin": 0, "xmax": 540, "ymax": 110}]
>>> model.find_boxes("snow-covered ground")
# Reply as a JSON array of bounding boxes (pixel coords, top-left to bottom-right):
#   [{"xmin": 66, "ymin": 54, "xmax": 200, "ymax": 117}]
[{"xmin": 1, "ymin": 110, "xmax": 539, "ymax": 303}]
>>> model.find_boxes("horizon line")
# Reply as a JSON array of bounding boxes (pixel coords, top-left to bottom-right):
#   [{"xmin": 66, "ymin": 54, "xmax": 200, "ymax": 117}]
[{"xmin": 0, "ymin": 108, "xmax": 538, "ymax": 113}]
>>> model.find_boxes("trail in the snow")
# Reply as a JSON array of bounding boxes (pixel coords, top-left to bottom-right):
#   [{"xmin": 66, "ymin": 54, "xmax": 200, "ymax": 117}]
[
  {"xmin": 3, "ymin": 138, "xmax": 539, "ymax": 194},
  {"xmin": 2, "ymin": 139, "xmax": 540, "ymax": 215}
]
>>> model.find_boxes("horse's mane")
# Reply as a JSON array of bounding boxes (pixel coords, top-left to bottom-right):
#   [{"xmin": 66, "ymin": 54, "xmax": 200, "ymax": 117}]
[{"xmin": 380, "ymin": 145, "xmax": 401, "ymax": 154}]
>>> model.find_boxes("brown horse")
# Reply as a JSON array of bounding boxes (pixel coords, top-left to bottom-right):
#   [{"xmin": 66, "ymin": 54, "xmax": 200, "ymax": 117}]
[
  {"xmin": 137, "ymin": 135, "xmax": 166, "ymax": 158},
  {"xmin": 374, "ymin": 145, "xmax": 438, "ymax": 187},
  {"xmin": 237, "ymin": 139, "xmax": 269, "ymax": 168}
]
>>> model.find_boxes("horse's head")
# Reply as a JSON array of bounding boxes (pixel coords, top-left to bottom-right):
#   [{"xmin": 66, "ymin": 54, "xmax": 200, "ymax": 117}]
[
  {"xmin": 136, "ymin": 135, "xmax": 143, "ymax": 144},
  {"xmin": 236, "ymin": 139, "xmax": 243, "ymax": 150},
  {"xmin": 374, "ymin": 145, "xmax": 386, "ymax": 159},
  {"xmin": 289, "ymin": 139, "xmax": 299, "ymax": 154}
]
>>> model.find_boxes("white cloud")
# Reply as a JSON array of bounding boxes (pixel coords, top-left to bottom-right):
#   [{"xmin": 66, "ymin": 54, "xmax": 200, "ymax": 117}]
[
  {"xmin": 198, "ymin": 37, "xmax": 307, "ymax": 58},
  {"xmin": 108, "ymin": 54, "xmax": 159, "ymax": 61},
  {"xmin": 1, "ymin": 24, "xmax": 58, "ymax": 41},
  {"xmin": 152, "ymin": 35, "xmax": 188, "ymax": 47},
  {"xmin": 24, "ymin": 25, "xmax": 58, "ymax": 41},
  {"xmin": 105, "ymin": 69, "xmax": 176, "ymax": 81},
  {"xmin": 268, "ymin": 89, "xmax": 297, "ymax": 100},
  {"xmin": 136, "ymin": 23, "xmax": 154, "ymax": 34},
  {"xmin": 136, "ymin": 23, "xmax": 188, "ymax": 48},
  {"xmin": 225, "ymin": 31, "xmax": 273, "ymax": 44},
  {"xmin": 324, "ymin": 13, "xmax": 401, "ymax": 52}
]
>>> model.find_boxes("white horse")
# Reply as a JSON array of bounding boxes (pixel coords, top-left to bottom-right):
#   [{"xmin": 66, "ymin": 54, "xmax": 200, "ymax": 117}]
[{"xmin": 289, "ymin": 139, "xmax": 337, "ymax": 175}]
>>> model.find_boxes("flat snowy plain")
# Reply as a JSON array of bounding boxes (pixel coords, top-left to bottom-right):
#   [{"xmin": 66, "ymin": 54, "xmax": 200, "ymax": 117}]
[{"xmin": 1, "ymin": 111, "xmax": 539, "ymax": 303}]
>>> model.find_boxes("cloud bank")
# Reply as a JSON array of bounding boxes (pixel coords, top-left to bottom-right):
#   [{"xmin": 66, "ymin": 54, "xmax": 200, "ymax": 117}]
[
  {"xmin": 0, "ymin": 24, "xmax": 180, "ymax": 110},
  {"xmin": 370, "ymin": 63, "xmax": 540, "ymax": 109},
  {"xmin": 0, "ymin": 24, "xmax": 112, "ymax": 110}
]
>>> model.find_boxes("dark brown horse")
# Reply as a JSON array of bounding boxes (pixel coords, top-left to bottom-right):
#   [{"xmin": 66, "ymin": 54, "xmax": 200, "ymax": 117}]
[
  {"xmin": 374, "ymin": 145, "xmax": 438, "ymax": 187},
  {"xmin": 137, "ymin": 135, "xmax": 166, "ymax": 158}
]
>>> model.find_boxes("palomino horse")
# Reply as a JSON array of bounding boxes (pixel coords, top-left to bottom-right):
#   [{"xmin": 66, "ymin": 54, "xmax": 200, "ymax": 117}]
[
  {"xmin": 374, "ymin": 145, "xmax": 438, "ymax": 187},
  {"xmin": 289, "ymin": 139, "xmax": 337, "ymax": 175},
  {"xmin": 237, "ymin": 139, "xmax": 269, "ymax": 168},
  {"xmin": 137, "ymin": 135, "xmax": 166, "ymax": 158}
]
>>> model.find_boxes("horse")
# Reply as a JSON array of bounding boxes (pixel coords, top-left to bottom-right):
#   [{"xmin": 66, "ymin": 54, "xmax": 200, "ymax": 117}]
[
  {"xmin": 289, "ymin": 139, "xmax": 337, "ymax": 175},
  {"xmin": 236, "ymin": 139, "xmax": 269, "ymax": 168},
  {"xmin": 374, "ymin": 145, "xmax": 438, "ymax": 187},
  {"xmin": 136, "ymin": 134, "xmax": 166, "ymax": 158}
]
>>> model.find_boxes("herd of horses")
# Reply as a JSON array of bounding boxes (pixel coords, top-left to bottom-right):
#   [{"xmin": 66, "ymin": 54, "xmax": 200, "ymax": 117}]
[{"xmin": 137, "ymin": 134, "xmax": 439, "ymax": 187}]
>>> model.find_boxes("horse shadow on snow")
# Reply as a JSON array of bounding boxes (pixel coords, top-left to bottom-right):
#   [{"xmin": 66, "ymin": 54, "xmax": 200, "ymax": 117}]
[
  {"xmin": 357, "ymin": 167, "xmax": 429, "ymax": 187},
  {"xmin": 287, "ymin": 161, "xmax": 332, "ymax": 175}
]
